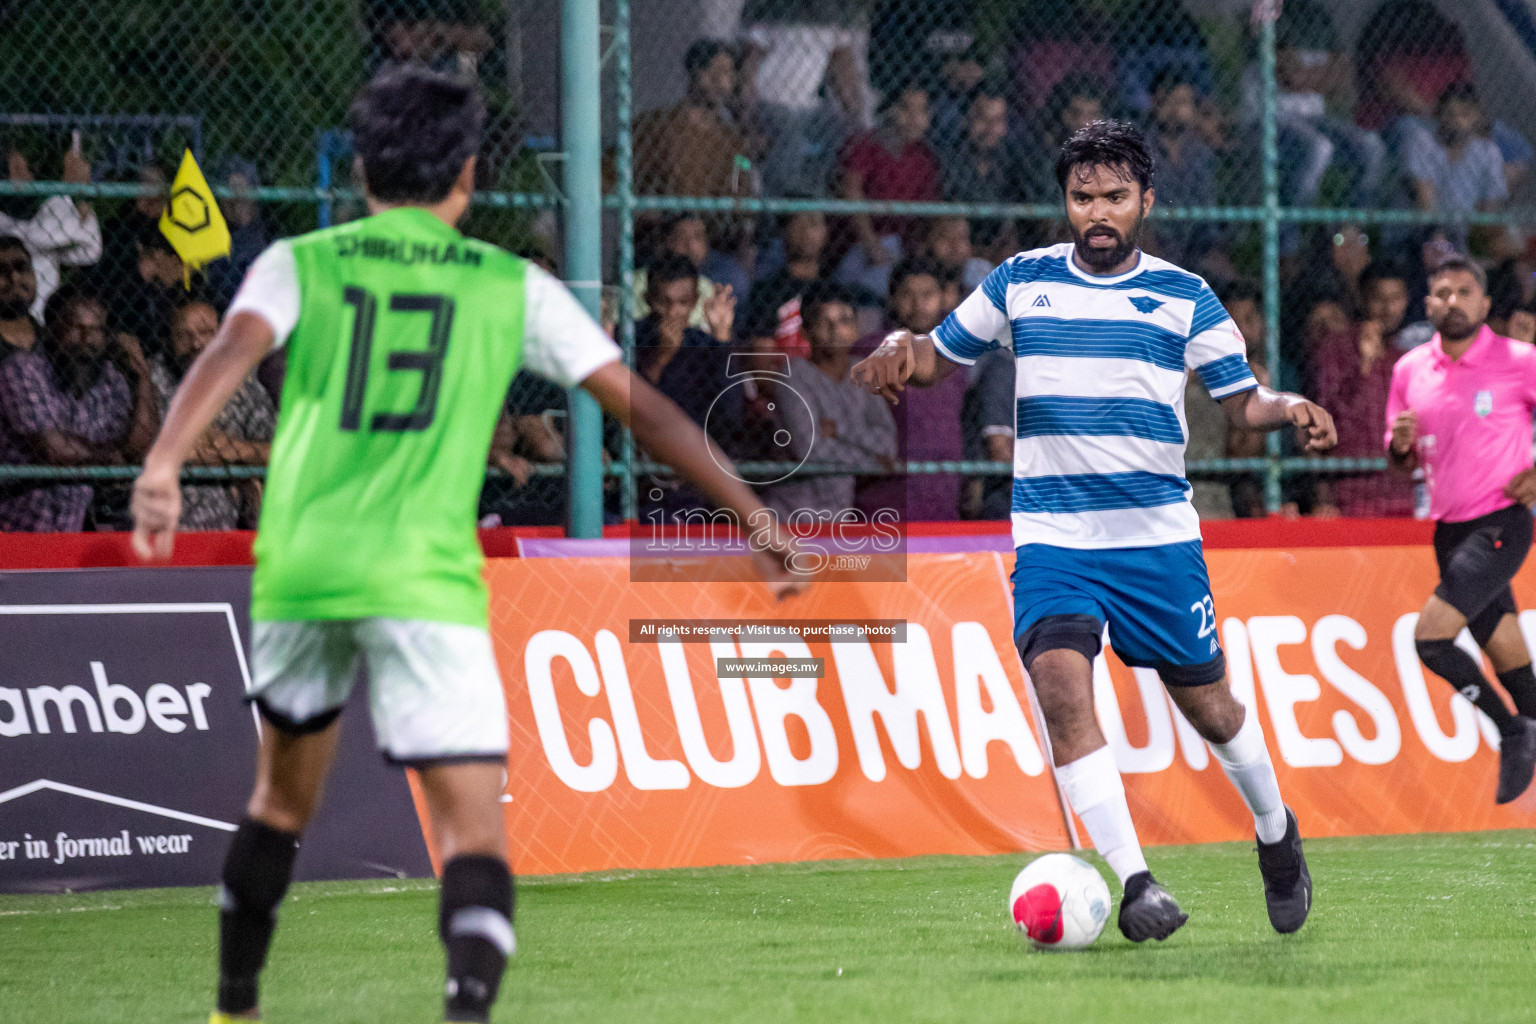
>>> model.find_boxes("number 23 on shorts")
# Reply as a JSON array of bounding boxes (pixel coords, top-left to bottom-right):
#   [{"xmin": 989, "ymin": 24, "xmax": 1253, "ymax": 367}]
[{"xmin": 1190, "ymin": 595, "xmax": 1216, "ymax": 639}]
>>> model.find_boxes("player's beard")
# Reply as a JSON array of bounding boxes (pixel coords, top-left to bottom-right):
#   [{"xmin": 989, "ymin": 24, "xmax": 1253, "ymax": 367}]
[
  {"xmin": 1071, "ymin": 213, "xmax": 1143, "ymax": 273},
  {"xmin": 1436, "ymin": 309, "xmax": 1479, "ymax": 341}
]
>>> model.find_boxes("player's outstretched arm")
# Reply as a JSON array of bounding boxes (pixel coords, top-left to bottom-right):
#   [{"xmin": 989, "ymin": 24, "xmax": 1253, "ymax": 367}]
[
  {"xmin": 579, "ymin": 361, "xmax": 807, "ymax": 601},
  {"xmin": 1221, "ymin": 386, "xmax": 1337, "ymax": 452},
  {"xmin": 131, "ymin": 312, "xmax": 276, "ymax": 559},
  {"xmin": 849, "ymin": 329, "xmax": 960, "ymax": 406}
]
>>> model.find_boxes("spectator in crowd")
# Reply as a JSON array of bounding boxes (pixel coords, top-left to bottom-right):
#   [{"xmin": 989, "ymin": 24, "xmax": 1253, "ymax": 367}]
[
  {"xmin": 1359, "ymin": 260, "xmax": 1414, "ymax": 349},
  {"xmin": 1142, "ymin": 68, "xmax": 1221, "ymax": 272},
  {"xmin": 1185, "ymin": 333, "xmax": 1234, "ymax": 521},
  {"xmin": 1114, "ymin": 0, "xmax": 1214, "ymax": 120},
  {"xmin": 753, "ymin": 46, "xmax": 870, "ymax": 199},
  {"xmin": 941, "ymin": 83, "xmax": 1028, "ymax": 208},
  {"xmin": 0, "ymin": 144, "xmax": 102, "ymax": 321},
  {"xmin": 482, "ymin": 371, "xmax": 568, "ymax": 527},
  {"xmin": 1023, "ymin": 75, "xmax": 1110, "ymax": 201},
  {"xmin": 867, "ymin": 0, "xmax": 978, "ymax": 107},
  {"xmin": 960, "ymin": 346, "xmax": 1014, "ymax": 521},
  {"xmin": 930, "ymin": 43, "xmax": 989, "ymax": 153},
  {"xmin": 1356, "ymin": 1, "xmax": 1533, "ymax": 201},
  {"xmin": 835, "ymin": 83, "xmax": 941, "ymax": 299},
  {"xmin": 208, "ymin": 159, "xmax": 270, "ymax": 307},
  {"xmin": 90, "ymin": 221, "xmax": 186, "ymax": 364},
  {"xmin": 366, "ymin": 0, "xmax": 493, "ymax": 81},
  {"xmin": 0, "ymin": 237, "xmax": 40, "ymax": 356},
  {"xmin": 633, "ymin": 213, "xmax": 745, "ymax": 328},
  {"xmin": 0, "ymin": 284, "xmax": 156, "ymax": 532},
  {"xmin": 1284, "ymin": 223, "xmax": 1375, "ymax": 365},
  {"xmin": 96, "ymin": 164, "xmax": 167, "ymax": 298},
  {"xmin": 1247, "ymin": 0, "xmax": 1384, "ymax": 211},
  {"xmin": 1309, "ymin": 264, "xmax": 1416, "ymax": 518},
  {"xmin": 857, "ymin": 257, "xmax": 962, "ymax": 520},
  {"xmin": 635, "ymin": 40, "xmax": 751, "ymax": 201},
  {"xmin": 763, "ymin": 284, "xmax": 896, "ymax": 520},
  {"xmin": 1007, "ymin": 0, "xmax": 1115, "ymax": 123},
  {"xmin": 924, "ymin": 215, "xmax": 993, "ymax": 293},
  {"xmin": 1218, "ymin": 280, "xmax": 1277, "ymax": 517},
  {"xmin": 745, "ymin": 210, "xmax": 829, "ymax": 359},
  {"xmin": 1399, "ymin": 83, "xmax": 1507, "ymax": 239},
  {"xmin": 1356, "ymin": 0, "xmax": 1469, "ymax": 138},
  {"xmin": 634, "ymin": 254, "xmax": 741, "ymax": 516},
  {"xmin": 1488, "ymin": 258, "xmax": 1536, "ymax": 344},
  {"xmin": 149, "ymin": 298, "xmax": 275, "ymax": 530}
]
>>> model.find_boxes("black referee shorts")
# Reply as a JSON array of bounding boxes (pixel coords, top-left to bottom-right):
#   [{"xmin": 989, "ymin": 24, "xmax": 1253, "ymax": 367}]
[{"xmin": 1433, "ymin": 503, "xmax": 1535, "ymax": 645}]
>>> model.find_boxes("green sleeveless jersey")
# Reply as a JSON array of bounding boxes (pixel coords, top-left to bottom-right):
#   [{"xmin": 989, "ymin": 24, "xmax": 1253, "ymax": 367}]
[{"xmin": 250, "ymin": 207, "xmax": 527, "ymax": 627}]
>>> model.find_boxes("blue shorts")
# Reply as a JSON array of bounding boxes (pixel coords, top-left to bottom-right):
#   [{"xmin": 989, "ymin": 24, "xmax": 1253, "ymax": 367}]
[{"xmin": 1010, "ymin": 540, "xmax": 1226, "ymax": 685}]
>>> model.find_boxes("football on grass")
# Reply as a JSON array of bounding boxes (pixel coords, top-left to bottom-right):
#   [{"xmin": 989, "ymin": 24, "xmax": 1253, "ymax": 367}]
[{"xmin": 1008, "ymin": 853, "xmax": 1112, "ymax": 950}]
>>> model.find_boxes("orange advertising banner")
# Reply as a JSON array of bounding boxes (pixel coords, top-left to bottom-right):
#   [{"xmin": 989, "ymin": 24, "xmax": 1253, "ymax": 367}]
[
  {"xmin": 478, "ymin": 554, "xmax": 1070, "ymax": 875},
  {"xmin": 467, "ymin": 547, "xmax": 1536, "ymax": 876},
  {"xmin": 1116, "ymin": 546, "xmax": 1536, "ymax": 846}
]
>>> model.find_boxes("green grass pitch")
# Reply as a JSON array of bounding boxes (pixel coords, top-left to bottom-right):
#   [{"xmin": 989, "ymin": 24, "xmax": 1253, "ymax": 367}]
[{"xmin": 3, "ymin": 830, "xmax": 1533, "ymax": 1023}]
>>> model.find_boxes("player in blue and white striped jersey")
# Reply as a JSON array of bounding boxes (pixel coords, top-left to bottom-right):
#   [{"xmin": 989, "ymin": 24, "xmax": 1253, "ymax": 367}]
[{"xmin": 853, "ymin": 121, "xmax": 1336, "ymax": 944}]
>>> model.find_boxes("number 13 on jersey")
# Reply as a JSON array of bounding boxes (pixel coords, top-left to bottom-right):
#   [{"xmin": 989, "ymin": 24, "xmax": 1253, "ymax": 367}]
[{"xmin": 340, "ymin": 286, "xmax": 455, "ymax": 432}]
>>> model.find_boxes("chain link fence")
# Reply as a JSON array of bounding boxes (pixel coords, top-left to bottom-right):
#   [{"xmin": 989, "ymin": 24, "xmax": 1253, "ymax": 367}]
[{"xmin": 1, "ymin": 0, "xmax": 1535, "ymax": 531}]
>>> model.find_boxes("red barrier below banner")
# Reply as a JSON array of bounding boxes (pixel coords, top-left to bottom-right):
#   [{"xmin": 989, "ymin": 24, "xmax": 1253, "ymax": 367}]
[{"xmin": 0, "ymin": 517, "xmax": 1436, "ymax": 570}]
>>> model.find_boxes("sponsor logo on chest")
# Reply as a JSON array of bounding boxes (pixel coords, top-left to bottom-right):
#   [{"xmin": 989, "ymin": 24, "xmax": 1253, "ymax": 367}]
[{"xmin": 1475, "ymin": 389, "xmax": 1493, "ymax": 417}]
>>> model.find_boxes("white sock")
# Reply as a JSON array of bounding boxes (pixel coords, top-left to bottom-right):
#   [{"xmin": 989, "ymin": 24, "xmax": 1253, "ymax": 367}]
[
  {"xmin": 1055, "ymin": 746, "xmax": 1148, "ymax": 885},
  {"xmin": 1210, "ymin": 711, "xmax": 1288, "ymax": 844}
]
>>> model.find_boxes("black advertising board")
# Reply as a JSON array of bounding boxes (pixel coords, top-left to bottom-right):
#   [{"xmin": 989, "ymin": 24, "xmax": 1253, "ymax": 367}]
[{"xmin": 0, "ymin": 567, "xmax": 433, "ymax": 892}]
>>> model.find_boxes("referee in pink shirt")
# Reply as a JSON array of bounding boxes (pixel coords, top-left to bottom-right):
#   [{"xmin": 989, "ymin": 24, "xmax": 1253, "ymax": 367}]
[{"xmin": 1387, "ymin": 256, "xmax": 1536, "ymax": 804}]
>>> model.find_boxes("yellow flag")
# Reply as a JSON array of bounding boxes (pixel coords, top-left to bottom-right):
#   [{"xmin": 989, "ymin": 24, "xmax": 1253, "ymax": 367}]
[{"xmin": 159, "ymin": 149, "xmax": 231, "ymax": 287}]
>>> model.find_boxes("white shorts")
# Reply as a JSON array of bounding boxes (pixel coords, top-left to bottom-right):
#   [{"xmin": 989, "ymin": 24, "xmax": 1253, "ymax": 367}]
[{"xmin": 250, "ymin": 618, "xmax": 510, "ymax": 764}]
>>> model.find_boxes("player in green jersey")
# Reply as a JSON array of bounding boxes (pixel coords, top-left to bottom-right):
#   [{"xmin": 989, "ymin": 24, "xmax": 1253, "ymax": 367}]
[{"xmin": 131, "ymin": 66, "xmax": 802, "ymax": 1024}]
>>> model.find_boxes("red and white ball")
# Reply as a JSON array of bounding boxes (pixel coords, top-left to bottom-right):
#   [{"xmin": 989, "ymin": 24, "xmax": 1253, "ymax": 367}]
[{"xmin": 1008, "ymin": 853, "xmax": 1112, "ymax": 950}]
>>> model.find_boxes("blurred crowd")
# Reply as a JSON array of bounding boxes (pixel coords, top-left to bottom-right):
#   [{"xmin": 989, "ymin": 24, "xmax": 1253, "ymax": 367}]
[{"xmin": 2, "ymin": 0, "xmax": 1533, "ymax": 531}]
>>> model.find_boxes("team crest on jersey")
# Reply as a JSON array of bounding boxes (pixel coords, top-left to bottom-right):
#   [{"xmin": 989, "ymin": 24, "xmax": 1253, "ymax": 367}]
[
  {"xmin": 1475, "ymin": 390, "xmax": 1493, "ymax": 416},
  {"xmin": 1128, "ymin": 294, "xmax": 1164, "ymax": 314},
  {"xmin": 1032, "ymin": 294, "xmax": 1051, "ymax": 307}
]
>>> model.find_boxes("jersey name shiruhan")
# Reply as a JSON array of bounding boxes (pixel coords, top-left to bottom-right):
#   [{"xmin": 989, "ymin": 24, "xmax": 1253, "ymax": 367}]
[{"xmin": 933, "ymin": 243, "xmax": 1257, "ymax": 550}]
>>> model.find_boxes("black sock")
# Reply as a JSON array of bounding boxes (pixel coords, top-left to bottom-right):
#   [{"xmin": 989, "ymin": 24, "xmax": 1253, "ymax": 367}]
[
  {"xmin": 1416, "ymin": 638, "xmax": 1520, "ymax": 736},
  {"xmin": 217, "ymin": 817, "xmax": 300, "ymax": 1014},
  {"xmin": 1497, "ymin": 664, "xmax": 1536, "ymax": 719},
  {"xmin": 440, "ymin": 855, "xmax": 515, "ymax": 1024}
]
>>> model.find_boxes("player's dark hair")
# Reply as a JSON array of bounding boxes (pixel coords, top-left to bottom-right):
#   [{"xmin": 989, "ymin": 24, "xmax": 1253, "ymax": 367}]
[
  {"xmin": 889, "ymin": 255, "xmax": 944, "ymax": 297},
  {"xmin": 1055, "ymin": 119, "xmax": 1154, "ymax": 193},
  {"xmin": 645, "ymin": 252, "xmax": 700, "ymax": 293},
  {"xmin": 1427, "ymin": 254, "xmax": 1487, "ymax": 293},
  {"xmin": 0, "ymin": 234, "xmax": 28, "ymax": 259},
  {"xmin": 348, "ymin": 65, "xmax": 485, "ymax": 205},
  {"xmin": 1216, "ymin": 278, "xmax": 1262, "ymax": 308},
  {"xmin": 800, "ymin": 280, "xmax": 857, "ymax": 331}
]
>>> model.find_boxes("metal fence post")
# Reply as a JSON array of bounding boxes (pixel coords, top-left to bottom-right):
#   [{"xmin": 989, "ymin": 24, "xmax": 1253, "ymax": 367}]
[
  {"xmin": 615, "ymin": 0, "xmax": 638, "ymax": 523},
  {"xmin": 562, "ymin": 0, "xmax": 605, "ymax": 538},
  {"xmin": 1259, "ymin": 3, "xmax": 1283, "ymax": 514}
]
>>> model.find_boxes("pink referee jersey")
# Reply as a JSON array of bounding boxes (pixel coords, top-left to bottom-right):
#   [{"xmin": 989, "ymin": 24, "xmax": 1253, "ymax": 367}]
[{"xmin": 1385, "ymin": 325, "xmax": 1536, "ymax": 523}]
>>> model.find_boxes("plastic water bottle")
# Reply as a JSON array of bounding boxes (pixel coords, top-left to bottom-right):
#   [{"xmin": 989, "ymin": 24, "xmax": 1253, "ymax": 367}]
[{"xmin": 1413, "ymin": 468, "xmax": 1430, "ymax": 520}]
